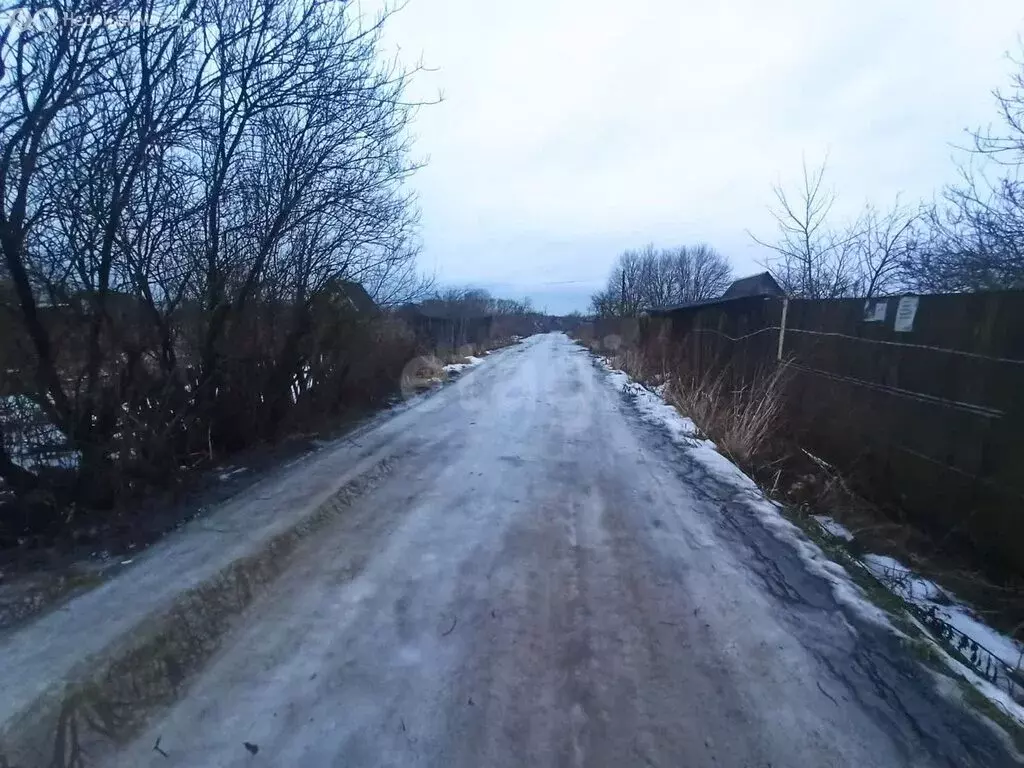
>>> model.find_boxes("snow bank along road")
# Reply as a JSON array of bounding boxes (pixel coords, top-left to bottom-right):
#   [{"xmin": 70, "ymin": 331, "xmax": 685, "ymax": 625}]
[{"xmin": 13, "ymin": 333, "xmax": 1019, "ymax": 767}]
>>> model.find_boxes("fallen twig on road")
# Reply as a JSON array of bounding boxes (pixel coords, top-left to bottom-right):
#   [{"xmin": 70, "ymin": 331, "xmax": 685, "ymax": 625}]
[
  {"xmin": 817, "ymin": 681, "xmax": 839, "ymax": 707},
  {"xmin": 153, "ymin": 736, "xmax": 168, "ymax": 758}
]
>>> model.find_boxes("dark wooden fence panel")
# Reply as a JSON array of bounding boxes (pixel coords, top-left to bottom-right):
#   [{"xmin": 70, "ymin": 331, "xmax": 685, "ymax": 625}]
[
  {"xmin": 644, "ymin": 296, "xmax": 784, "ymax": 385},
  {"xmin": 638, "ymin": 290, "xmax": 1024, "ymax": 577}
]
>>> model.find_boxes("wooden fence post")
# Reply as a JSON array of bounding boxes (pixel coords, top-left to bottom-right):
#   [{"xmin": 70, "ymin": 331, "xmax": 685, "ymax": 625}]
[{"xmin": 777, "ymin": 298, "xmax": 789, "ymax": 362}]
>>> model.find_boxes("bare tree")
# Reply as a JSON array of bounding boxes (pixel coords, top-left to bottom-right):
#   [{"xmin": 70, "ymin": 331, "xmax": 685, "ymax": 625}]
[
  {"xmin": 855, "ymin": 199, "xmax": 919, "ymax": 297},
  {"xmin": 0, "ymin": 0, "xmax": 430, "ymax": 514},
  {"xmin": 27, "ymin": 0, "xmax": 216, "ymax": 495},
  {"xmin": 590, "ymin": 247, "xmax": 649, "ymax": 317},
  {"xmin": 901, "ymin": 50, "xmax": 1024, "ymax": 293},
  {"xmin": 422, "ymin": 288, "xmax": 534, "ymax": 318},
  {"xmin": 590, "ymin": 243, "xmax": 732, "ymax": 317},
  {"xmin": 672, "ymin": 244, "xmax": 733, "ymax": 301},
  {"xmin": 0, "ymin": 0, "xmax": 139, "ymax": 492},
  {"xmin": 751, "ymin": 159, "xmax": 862, "ymax": 299},
  {"xmin": 903, "ymin": 181, "xmax": 1024, "ymax": 293}
]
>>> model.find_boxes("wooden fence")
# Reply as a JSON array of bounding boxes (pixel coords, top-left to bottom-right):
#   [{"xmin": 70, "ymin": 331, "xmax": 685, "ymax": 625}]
[{"xmin": 639, "ymin": 290, "xmax": 1024, "ymax": 577}]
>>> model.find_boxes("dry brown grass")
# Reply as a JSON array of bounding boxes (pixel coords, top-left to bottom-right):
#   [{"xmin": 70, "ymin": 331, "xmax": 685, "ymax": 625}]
[
  {"xmin": 480, "ymin": 337, "xmax": 515, "ymax": 352},
  {"xmin": 585, "ymin": 328, "xmax": 1024, "ymax": 639},
  {"xmin": 400, "ymin": 355, "xmax": 447, "ymax": 394},
  {"xmin": 779, "ymin": 447, "xmax": 1024, "ymax": 638},
  {"xmin": 441, "ymin": 343, "xmax": 482, "ymax": 365},
  {"xmin": 600, "ymin": 337, "xmax": 790, "ymax": 465},
  {"xmin": 659, "ymin": 362, "xmax": 790, "ymax": 465}
]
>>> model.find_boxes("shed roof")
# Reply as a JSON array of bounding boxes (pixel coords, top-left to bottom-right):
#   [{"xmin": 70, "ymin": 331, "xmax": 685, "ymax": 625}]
[
  {"xmin": 647, "ymin": 294, "xmax": 764, "ymax": 317},
  {"xmin": 721, "ymin": 271, "xmax": 785, "ymax": 300},
  {"xmin": 647, "ymin": 272, "xmax": 785, "ymax": 316},
  {"xmin": 336, "ymin": 281, "xmax": 378, "ymax": 314}
]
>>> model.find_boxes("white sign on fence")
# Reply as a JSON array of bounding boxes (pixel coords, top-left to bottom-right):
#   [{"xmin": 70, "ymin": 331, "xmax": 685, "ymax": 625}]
[
  {"xmin": 894, "ymin": 295, "xmax": 919, "ymax": 332},
  {"xmin": 863, "ymin": 300, "xmax": 887, "ymax": 322}
]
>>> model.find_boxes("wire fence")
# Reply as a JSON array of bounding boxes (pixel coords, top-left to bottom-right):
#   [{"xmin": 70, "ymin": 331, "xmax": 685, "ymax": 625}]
[
  {"xmin": 681, "ymin": 324, "xmax": 1024, "ymax": 367},
  {"xmin": 910, "ymin": 601, "xmax": 1024, "ymax": 702},
  {"xmin": 837, "ymin": 538, "xmax": 1024, "ymax": 705},
  {"xmin": 641, "ymin": 292, "xmax": 1024, "ymax": 583}
]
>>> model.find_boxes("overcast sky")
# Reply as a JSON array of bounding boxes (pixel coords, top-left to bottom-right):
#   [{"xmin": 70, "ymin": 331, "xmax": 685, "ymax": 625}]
[{"xmin": 375, "ymin": 0, "xmax": 1024, "ymax": 313}]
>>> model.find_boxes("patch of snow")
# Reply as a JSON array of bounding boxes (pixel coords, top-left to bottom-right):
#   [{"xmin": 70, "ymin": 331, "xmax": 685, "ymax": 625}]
[
  {"xmin": 862, "ymin": 554, "xmax": 947, "ymax": 603},
  {"xmin": 600, "ymin": 360, "xmax": 702, "ymax": 447},
  {"xmin": 443, "ymin": 355, "xmax": 486, "ymax": 375},
  {"xmin": 0, "ymin": 395, "xmax": 80, "ymax": 470},
  {"xmin": 597, "ymin": 353, "xmax": 1024, "ymax": 721},
  {"xmin": 945, "ymin": 613, "xmax": 1024, "ymax": 673},
  {"xmin": 921, "ymin": 617, "xmax": 1024, "ymax": 729},
  {"xmin": 598, "ymin": 357, "xmax": 892, "ymax": 630},
  {"xmin": 737, "ymin": 492, "xmax": 895, "ymax": 630},
  {"xmin": 812, "ymin": 515, "xmax": 855, "ymax": 542},
  {"xmin": 863, "ymin": 553, "xmax": 1024, "ymax": 673},
  {"xmin": 217, "ymin": 467, "xmax": 248, "ymax": 482}
]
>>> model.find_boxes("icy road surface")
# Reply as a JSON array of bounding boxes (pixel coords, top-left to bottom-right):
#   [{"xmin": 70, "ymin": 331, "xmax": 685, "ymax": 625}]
[{"xmin": 111, "ymin": 333, "xmax": 1017, "ymax": 767}]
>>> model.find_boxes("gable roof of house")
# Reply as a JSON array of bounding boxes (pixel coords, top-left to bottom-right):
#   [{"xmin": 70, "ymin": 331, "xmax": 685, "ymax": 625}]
[
  {"xmin": 720, "ymin": 271, "xmax": 785, "ymax": 300},
  {"xmin": 646, "ymin": 272, "xmax": 786, "ymax": 316},
  {"xmin": 334, "ymin": 280, "xmax": 378, "ymax": 314}
]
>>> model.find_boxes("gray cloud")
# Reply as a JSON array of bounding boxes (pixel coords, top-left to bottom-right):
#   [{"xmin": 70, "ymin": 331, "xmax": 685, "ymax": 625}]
[{"xmin": 379, "ymin": 0, "xmax": 1024, "ymax": 313}]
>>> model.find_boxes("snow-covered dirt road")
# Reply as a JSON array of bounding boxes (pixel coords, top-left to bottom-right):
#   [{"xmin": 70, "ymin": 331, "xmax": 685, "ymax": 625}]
[{"xmin": 109, "ymin": 333, "xmax": 1017, "ymax": 767}]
